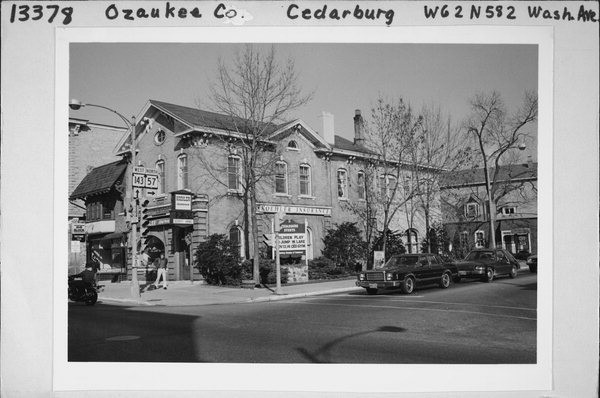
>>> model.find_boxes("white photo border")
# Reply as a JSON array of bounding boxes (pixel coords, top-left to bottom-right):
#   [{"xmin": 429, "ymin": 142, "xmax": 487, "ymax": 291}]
[{"xmin": 54, "ymin": 26, "xmax": 553, "ymax": 392}]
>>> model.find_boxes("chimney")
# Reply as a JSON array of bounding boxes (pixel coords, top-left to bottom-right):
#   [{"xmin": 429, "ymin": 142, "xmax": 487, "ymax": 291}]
[
  {"xmin": 354, "ymin": 109, "xmax": 364, "ymax": 146},
  {"xmin": 319, "ymin": 111, "xmax": 335, "ymax": 145}
]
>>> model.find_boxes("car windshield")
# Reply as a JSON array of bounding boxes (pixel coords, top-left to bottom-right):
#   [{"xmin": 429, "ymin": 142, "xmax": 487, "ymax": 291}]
[
  {"xmin": 465, "ymin": 251, "xmax": 494, "ymax": 261},
  {"xmin": 376, "ymin": 255, "xmax": 421, "ymax": 269}
]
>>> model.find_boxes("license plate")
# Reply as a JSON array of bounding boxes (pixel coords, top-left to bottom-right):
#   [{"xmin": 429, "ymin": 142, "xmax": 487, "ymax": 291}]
[
  {"xmin": 458, "ymin": 271, "xmax": 467, "ymax": 276},
  {"xmin": 369, "ymin": 283, "xmax": 378, "ymax": 289}
]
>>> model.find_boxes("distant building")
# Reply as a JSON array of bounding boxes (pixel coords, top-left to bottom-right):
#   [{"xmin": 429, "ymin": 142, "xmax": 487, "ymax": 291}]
[
  {"xmin": 439, "ymin": 161, "xmax": 537, "ymax": 258},
  {"xmin": 68, "ymin": 118, "xmax": 126, "ymax": 274},
  {"xmin": 71, "ymin": 100, "xmax": 432, "ymax": 282}
]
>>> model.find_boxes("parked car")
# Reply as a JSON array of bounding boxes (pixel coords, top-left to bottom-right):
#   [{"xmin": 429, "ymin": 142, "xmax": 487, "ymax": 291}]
[
  {"xmin": 356, "ymin": 254, "xmax": 458, "ymax": 295},
  {"xmin": 526, "ymin": 254, "xmax": 537, "ymax": 273},
  {"xmin": 454, "ymin": 248, "xmax": 519, "ymax": 283},
  {"xmin": 514, "ymin": 250, "xmax": 531, "ymax": 260}
]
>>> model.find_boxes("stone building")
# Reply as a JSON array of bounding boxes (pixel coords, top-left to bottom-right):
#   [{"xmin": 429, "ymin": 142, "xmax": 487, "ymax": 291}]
[
  {"xmin": 439, "ymin": 161, "xmax": 538, "ymax": 258},
  {"xmin": 73, "ymin": 100, "xmax": 431, "ymax": 282},
  {"xmin": 67, "ymin": 118, "xmax": 126, "ymax": 274}
]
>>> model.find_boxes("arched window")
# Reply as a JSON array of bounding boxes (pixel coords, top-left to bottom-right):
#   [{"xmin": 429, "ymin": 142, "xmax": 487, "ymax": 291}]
[
  {"xmin": 177, "ymin": 154, "xmax": 188, "ymax": 190},
  {"xmin": 287, "ymin": 140, "xmax": 298, "ymax": 150},
  {"xmin": 229, "ymin": 225, "xmax": 245, "ymax": 258},
  {"xmin": 337, "ymin": 169, "xmax": 348, "ymax": 199},
  {"xmin": 299, "ymin": 164, "xmax": 311, "ymax": 196},
  {"xmin": 357, "ymin": 171, "xmax": 366, "ymax": 200},
  {"xmin": 275, "ymin": 161, "xmax": 288, "ymax": 194},
  {"xmin": 227, "ymin": 155, "xmax": 242, "ymax": 192},
  {"xmin": 406, "ymin": 229, "xmax": 419, "ymax": 254},
  {"xmin": 474, "ymin": 230, "xmax": 485, "ymax": 248},
  {"xmin": 156, "ymin": 160, "xmax": 165, "ymax": 194}
]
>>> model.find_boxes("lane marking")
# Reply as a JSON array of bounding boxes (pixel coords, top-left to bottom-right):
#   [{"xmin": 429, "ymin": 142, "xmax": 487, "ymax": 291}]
[
  {"xmin": 283, "ymin": 301, "xmax": 537, "ymax": 321},
  {"xmin": 310, "ymin": 297, "xmax": 536, "ymax": 312}
]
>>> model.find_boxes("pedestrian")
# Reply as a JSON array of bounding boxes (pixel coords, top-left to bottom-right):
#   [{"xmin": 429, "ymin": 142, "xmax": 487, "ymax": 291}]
[{"xmin": 153, "ymin": 252, "xmax": 168, "ymax": 290}]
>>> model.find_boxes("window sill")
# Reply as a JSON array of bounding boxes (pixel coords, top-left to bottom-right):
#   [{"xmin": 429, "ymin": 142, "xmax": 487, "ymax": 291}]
[
  {"xmin": 227, "ymin": 190, "xmax": 243, "ymax": 196},
  {"xmin": 338, "ymin": 197, "xmax": 348, "ymax": 201},
  {"xmin": 286, "ymin": 147, "xmax": 300, "ymax": 152},
  {"xmin": 273, "ymin": 193, "xmax": 291, "ymax": 198},
  {"xmin": 298, "ymin": 195, "xmax": 316, "ymax": 200}
]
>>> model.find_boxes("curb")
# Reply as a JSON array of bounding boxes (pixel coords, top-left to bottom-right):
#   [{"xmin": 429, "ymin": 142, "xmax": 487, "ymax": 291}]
[
  {"xmin": 249, "ymin": 286, "xmax": 362, "ymax": 303},
  {"xmin": 99, "ymin": 297, "xmax": 152, "ymax": 306}
]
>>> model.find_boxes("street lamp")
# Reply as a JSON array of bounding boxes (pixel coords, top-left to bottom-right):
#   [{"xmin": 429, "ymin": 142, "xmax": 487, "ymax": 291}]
[{"xmin": 70, "ymin": 99, "xmax": 141, "ymax": 300}]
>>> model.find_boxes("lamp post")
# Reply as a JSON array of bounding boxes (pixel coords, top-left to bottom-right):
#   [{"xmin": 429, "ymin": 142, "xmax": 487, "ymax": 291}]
[{"xmin": 69, "ymin": 99, "xmax": 141, "ymax": 300}]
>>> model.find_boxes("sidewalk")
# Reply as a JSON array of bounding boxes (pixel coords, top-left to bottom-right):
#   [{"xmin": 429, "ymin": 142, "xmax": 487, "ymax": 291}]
[{"xmin": 97, "ymin": 278, "xmax": 362, "ymax": 307}]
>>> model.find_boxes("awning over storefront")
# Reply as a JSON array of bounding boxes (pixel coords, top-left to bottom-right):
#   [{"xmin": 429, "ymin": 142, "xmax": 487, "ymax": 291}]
[{"xmin": 70, "ymin": 160, "xmax": 127, "ymax": 199}]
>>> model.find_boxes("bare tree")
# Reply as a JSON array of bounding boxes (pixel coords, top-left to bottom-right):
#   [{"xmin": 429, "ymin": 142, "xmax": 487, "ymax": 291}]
[
  {"xmin": 406, "ymin": 104, "xmax": 471, "ymax": 253},
  {"xmin": 199, "ymin": 45, "xmax": 311, "ymax": 284},
  {"xmin": 464, "ymin": 90, "xmax": 538, "ymax": 248},
  {"xmin": 364, "ymin": 96, "xmax": 422, "ymax": 259}
]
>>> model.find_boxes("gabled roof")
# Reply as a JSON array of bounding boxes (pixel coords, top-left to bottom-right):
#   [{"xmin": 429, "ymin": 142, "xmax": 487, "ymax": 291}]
[
  {"xmin": 70, "ymin": 160, "xmax": 127, "ymax": 200},
  {"xmin": 149, "ymin": 100, "xmax": 282, "ymax": 135},
  {"xmin": 440, "ymin": 162, "xmax": 538, "ymax": 188}
]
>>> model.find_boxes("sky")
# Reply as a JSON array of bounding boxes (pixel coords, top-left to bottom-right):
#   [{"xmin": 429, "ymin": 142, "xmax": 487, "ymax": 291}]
[{"xmin": 70, "ymin": 43, "xmax": 538, "ymax": 158}]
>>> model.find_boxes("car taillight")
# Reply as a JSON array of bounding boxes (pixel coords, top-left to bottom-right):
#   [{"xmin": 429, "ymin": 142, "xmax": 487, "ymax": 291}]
[{"xmin": 386, "ymin": 273, "xmax": 393, "ymax": 280}]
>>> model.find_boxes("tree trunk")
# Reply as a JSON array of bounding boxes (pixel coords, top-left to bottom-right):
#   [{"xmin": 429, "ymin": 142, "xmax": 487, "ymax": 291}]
[
  {"xmin": 243, "ymin": 192, "xmax": 251, "ymax": 259},
  {"xmin": 249, "ymin": 175, "xmax": 261, "ymax": 285}
]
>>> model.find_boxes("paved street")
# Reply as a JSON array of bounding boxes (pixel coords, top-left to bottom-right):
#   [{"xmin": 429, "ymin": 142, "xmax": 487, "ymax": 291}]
[{"xmin": 69, "ymin": 272, "xmax": 536, "ymax": 363}]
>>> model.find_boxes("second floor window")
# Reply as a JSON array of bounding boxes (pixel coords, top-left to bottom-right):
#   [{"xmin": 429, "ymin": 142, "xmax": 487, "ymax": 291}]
[
  {"xmin": 337, "ymin": 169, "xmax": 348, "ymax": 199},
  {"xmin": 156, "ymin": 160, "xmax": 165, "ymax": 194},
  {"xmin": 357, "ymin": 171, "xmax": 365, "ymax": 200},
  {"xmin": 299, "ymin": 164, "xmax": 311, "ymax": 196},
  {"xmin": 177, "ymin": 155, "xmax": 188, "ymax": 190},
  {"xmin": 228, "ymin": 156, "xmax": 242, "ymax": 192},
  {"xmin": 380, "ymin": 174, "xmax": 397, "ymax": 198},
  {"xmin": 275, "ymin": 161, "xmax": 288, "ymax": 194},
  {"xmin": 465, "ymin": 202, "xmax": 479, "ymax": 218}
]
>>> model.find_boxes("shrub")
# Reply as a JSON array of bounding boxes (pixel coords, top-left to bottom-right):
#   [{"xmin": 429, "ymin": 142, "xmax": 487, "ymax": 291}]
[
  {"xmin": 322, "ymin": 222, "xmax": 367, "ymax": 269},
  {"xmin": 259, "ymin": 259, "xmax": 289, "ymax": 285},
  {"xmin": 194, "ymin": 234, "xmax": 242, "ymax": 285},
  {"xmin": 308, "ymin": 257, "xmax": 357, "ymax": 280}
]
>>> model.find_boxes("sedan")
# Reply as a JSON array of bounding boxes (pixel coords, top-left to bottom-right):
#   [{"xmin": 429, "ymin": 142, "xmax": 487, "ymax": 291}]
[
  {"xmin": 356, "ymin": 254, "xmax": 458, "ymax": 295},
  {"xmin": 454, "ymin": 248, "xmax": 519, "ymax": 283}
]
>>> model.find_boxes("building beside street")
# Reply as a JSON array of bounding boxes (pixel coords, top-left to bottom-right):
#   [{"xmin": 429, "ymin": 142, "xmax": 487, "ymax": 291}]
[
  {"xmin": 68, "ymin": 118, "xmax": 126, "ymax": 274},
  {"xmin": 71, "ymin": 100, "xmax": 432, "ymax": 282},
  {"xmin": 439, "ymin": 161, "xmax": 537, "ymax": 258}
]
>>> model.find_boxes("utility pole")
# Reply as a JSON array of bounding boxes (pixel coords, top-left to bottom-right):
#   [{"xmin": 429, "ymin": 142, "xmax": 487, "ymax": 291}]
[
  {"xmin": 129, "ymin": 116, "xmax": 141, "ymax": 300},
  {"xmin": 274, "ymin": 209, "xmax": 285, "ymax": 295}
]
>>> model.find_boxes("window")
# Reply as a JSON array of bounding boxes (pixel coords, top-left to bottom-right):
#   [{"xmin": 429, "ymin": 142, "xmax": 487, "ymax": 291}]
[
  {"xmin": 406, "ymin": 229, "xmax": 419, "ymax": 254},
  {"xmin": 403, "ymin": 176, "xmax": 411, "ymax": 196},
  {"xmin": 228, "ymin": 156, "xmax": 242, "ymax": 192},
  {"xmin": 177, "ymin": 154, "xmax": 188, "ymax": 190},
  {"xmin": 475, "ymin": 230, "xmax": 485, "ymax": 248},
  {"xmin": 299, "ymin": 164, "xmax": 311, "ymax": 196},
  {"xmin": 465, "ymin": 202, "xmax": 479, "ymax": 218},
  {"xmin": 380, "ymin": 174, "xmax": 398, "ymax": 198},
  {"xmin": 357, "ymin": 171, "xmax": 366, "ymax": 200},
  {"xmin": 287, "ymin": 140, "xmax": 298, "ymax": 150},
  {"xmin": 460, "ymin": 231, "xmax": 468, "ymax": 246},
  {"xmin": 275, "ymin": 161, "xmax": 288, "ymax": 194},
  {"xmin": 502, "ymin": 206, "xmax": 516, "ymax": 215},
  {"xmin": 337, "ymin": 169, "xmax": 348, "ymax": 199},
  {"xmin": 229, "ymin": 225, "xmax": 244, "ymax": 258},
  {"xmin": 156, "ymin": 160, "xmax": 165, "ymax": 194},
  {"xmin": 154, "ymin": 129, "xmax": 166, "ymax": 145}
]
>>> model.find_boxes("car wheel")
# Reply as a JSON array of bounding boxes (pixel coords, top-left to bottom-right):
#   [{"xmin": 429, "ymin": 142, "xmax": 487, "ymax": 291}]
[
  {"xmin": 483, "ymin": 267, "xmax": 494, "ymax": 283},
  {"xmin": 366, "ymin": 288, "xmax": 378, "ymax": 295},
  {"xmin": 85, "ymin": 290, "xmax": 98, "ymax": 306},
  {"xmin": 509, "ymin": 265, "xmax": 518, "ymax": 279},
  {"xmin": 440, "ymin": 272, "xmax": 451, "ymax": 289},
  {"xmin": 529, "ymin": 265, "xmax": 537, "ymax": 273},
  {"xmin": 401, "ymin": 276, "xmax": 415, "ymax": 294}
]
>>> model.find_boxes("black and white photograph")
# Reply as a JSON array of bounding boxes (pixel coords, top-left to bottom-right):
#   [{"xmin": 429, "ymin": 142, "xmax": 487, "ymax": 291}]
[
  {"xmin": 1, "ymin": 1, "xmax": 599, "ymax": 397},
  {"xmin": 67, "ymin": 42, "xmax": 539, "ymax": 365}
]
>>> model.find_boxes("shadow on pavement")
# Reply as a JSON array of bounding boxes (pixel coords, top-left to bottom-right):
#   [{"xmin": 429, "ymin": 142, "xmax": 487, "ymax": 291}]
[
  {"xmin": 68, "ymin": 302, "xmax": 205, "ymax": 362},
  {"xmin": 296, "ymin": 325, "xmax": 406, "ymax": 363}
]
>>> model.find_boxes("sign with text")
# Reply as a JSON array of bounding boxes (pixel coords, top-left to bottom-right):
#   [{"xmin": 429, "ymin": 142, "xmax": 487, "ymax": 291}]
[
  {"xmin": 277, "ymin": 219, "xmax": 306, "ymax": 252},
  {"xmin": 258, "ymin": 203, "xmax": 331, "ymax": 216},
  {"xmin": 174, "ymin": 194, "xmax": 192, "ymax": 210}
]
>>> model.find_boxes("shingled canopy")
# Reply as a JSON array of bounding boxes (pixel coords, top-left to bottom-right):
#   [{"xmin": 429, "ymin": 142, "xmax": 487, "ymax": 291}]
[{"xmin": 70, "ymin": 160, "xmax": 127, "ymax": 200}]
